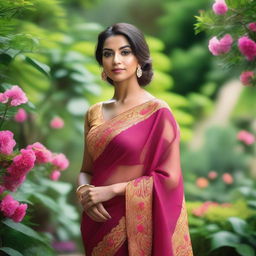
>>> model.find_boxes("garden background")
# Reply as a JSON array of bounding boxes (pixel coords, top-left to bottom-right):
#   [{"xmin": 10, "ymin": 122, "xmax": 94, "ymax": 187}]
[{"xmin": 0, "ymin": 0, "xmax": 256, "ymax": 255}]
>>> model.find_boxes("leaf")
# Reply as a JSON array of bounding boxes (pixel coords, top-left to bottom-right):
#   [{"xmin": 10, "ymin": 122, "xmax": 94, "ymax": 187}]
[
  {"xmin": 24, "ymin": 56, "xmax": 50, "ymax": 78},
  {"xmin": 0, "ymin": 53, "xmax": 13, "ymax": 65},
  {"xmin": 32, "ymin": 193, "xmax": 58, "ymax": 212},
  {"xmin": 2, "ymin": 219, "xmax": 47, "ymax": 244},
  {"xmin": 210, "ymin": 231, "xmax": 240, "ymax": 251},
  {"xmin": 234, "ymin": 244, "xmax": 255, "ymax": 256},
  {"xmin": 40, "ymin": 178, "xmax": 72, "ymax": 195},
  {"xmin": 228, "ymin": 217, "xmax": 248, "ymax": 236},
  {"xmin": 248, "ymin": 200, "xmax": 256, "ymax": 209},
  {"xmin": 0, "ymin": 247, "xmax": 23, "ymax": 256}
]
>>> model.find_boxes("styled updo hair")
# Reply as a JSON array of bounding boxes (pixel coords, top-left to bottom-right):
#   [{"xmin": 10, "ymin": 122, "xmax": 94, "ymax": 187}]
[{"xmin": 95, "ymin": 23, "xmax": 153, "ymax": 86}]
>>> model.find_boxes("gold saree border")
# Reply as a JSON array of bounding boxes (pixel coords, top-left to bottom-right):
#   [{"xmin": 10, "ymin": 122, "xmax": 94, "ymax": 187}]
[
  {"xmin": 92, "ymin": 216, "xmax": 126, "ymax": 256},
  {"xmin": 126, "ymin": 176, "xmax": 153, "ymax": 256},
  {"xmin": 171, "ymin": 197, "xmax": 194, "ymax": 256},
  {"xmin": 87, "ymin": 99, "xmax": 170, "ymax": 161}
]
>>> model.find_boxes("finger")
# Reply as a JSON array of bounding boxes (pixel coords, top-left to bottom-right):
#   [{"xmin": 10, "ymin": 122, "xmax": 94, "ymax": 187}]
[
  {"xmin": 97, "ymin": 204, "xmax": 111, "ymax": 219},
  {"xmin": 87, "ymin": 208, "xmax": 106, "ymax": 222},
  {"xmin": 86, "ymin": 210, "xmax": 103, "ymax": 222},
  {"xmin": 91, "ymin": 206, "xmax": 108, "ymax": 221},
  {"xmin": 80, "ymin": 196, "xmax": 94, "ymax": 209}
]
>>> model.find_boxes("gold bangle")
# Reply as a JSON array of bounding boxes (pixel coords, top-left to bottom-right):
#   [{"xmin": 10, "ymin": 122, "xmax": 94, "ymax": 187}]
[{"xmin": 76, "ymin": 184, "xmax": 94, "ymax": 194}]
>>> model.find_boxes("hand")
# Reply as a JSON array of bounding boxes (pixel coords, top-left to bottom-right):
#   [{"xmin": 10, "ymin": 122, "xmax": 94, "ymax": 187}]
[
  {"xmin": 82, "ymin": 185, "xmax": 116, "ymax": 210},
  {"xmin": 85, "ymin": 203, "xmax": 111, "ymax": 222}
]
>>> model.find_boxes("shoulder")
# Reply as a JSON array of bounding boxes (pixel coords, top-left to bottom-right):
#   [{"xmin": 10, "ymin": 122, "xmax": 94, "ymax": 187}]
[
  {"xmin": 84, "ymin": 101, "xmax": 103, "ymax": 127},
  {"xmin": 155, "ymin": 98, "xmax": 180, "ymax": 132},
  {"xmin": 154, "ymin": 98, "xmax": 172, "ymax": 112}
]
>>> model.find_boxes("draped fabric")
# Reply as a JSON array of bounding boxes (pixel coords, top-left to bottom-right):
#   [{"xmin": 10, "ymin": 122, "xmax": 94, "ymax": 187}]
[{"xmin": 80, "ymin": 98, "xmax": 193, "ymax": 256}]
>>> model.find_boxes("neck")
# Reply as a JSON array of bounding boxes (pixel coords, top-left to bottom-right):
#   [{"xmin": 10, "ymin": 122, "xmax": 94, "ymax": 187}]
[{"xmin": 112, "ymin": 77, "xmax": 145, "ymax": 103}]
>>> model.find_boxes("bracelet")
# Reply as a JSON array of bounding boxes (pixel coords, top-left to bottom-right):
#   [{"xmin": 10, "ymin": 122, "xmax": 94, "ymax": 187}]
[{"xmin": 76, "ymin": 184, "xmax": 95, "ymax": 195}]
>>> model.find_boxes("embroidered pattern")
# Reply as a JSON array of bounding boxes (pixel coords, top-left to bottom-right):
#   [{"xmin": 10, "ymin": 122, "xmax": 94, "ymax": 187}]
[
  {"xmin": 92, "ymin": 216, "xmax": 126, "ymax": 256},
  {"xmin": 87, "ymin": 99, "xmax": 170, "ymax": 161},
  {"xmin": 126, "ymin": 176, "xmax": 153, "ymax": 256},
  {"xmin": 171, "ymin": 198, "xmax": 194, "ymax": 256}
]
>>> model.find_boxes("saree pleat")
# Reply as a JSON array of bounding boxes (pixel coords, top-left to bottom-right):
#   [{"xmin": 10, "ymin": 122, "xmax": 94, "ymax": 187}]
[{"xmin": 80, "ymin": 98, "xmax": 193, "ymax": 255}]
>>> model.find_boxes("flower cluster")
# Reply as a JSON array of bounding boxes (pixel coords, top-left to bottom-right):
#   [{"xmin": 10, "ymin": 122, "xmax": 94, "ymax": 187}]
[
  {"xmin": 4, "ymin": 148, "xmax": 36, "ymax": 191},
  {"xmin": 0, "ymin": 86, "xmax": 28, "ymax": 106},
  {"xmin": 196, "ymin": 171, "xmax": 234, "ymax": 189},
  {"xmin": 0, "ymin": 136, "xmax": 70, "ymax": 193},
  {"xmin": 202, "ymin": 0, "xmax": 256, "ymax": 86},
  {"xmin": 0, "ymin": 194, "xmax": 27, "ymax": 222},
  {"xmin": 192, "ymin": 201, "xmax": 231, "ymax": 217},
  {"xmin": 0, "ymin": 85, "xmax": 70, "ymax": 224}
]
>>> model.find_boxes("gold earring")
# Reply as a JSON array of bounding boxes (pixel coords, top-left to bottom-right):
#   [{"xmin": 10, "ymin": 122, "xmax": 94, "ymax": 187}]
[
  {"xmin": 136, "ymin": 65, "xmax": 142, "ymax": 78},
  {"xmin": 101, "ymin": 71, "xmax": 107, "ymax": 81}
]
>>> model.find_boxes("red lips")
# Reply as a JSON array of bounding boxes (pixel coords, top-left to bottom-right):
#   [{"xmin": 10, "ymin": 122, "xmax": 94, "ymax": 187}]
[
  {"xmin": 112, "ymin": 68, "xmax": 125, "ymax": 73},
  {"xmin": 112, "ymin": 68, "xmax": 125, "ymax": 71}
]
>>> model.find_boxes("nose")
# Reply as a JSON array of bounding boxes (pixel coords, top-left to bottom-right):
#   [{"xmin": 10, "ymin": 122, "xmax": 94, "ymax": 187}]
[{"xmin": 113, "ymin": 52, "xmax": 121, "ymax": 64}]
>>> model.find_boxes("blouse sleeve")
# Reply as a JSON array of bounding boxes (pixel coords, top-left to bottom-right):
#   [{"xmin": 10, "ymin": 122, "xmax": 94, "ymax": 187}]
[{"xmin": 80, "ymin": 110, "xmax": 93, "ymax": 174}]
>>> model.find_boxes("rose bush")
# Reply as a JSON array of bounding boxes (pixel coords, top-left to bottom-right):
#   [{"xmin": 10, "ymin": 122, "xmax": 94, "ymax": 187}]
[
  {"xmin": 195, "ymin": 0, "xmax": 256, "ymax": 86},
  {"xmin": 0, "ymin": 85, "xmax": 76, "ymax": 256}
]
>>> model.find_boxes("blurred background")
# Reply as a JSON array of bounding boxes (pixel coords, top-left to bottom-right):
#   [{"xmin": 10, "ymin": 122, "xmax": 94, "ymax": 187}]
[{"xmin": 0, "ymin": 0, "xmax": 255, "ymax": 255}]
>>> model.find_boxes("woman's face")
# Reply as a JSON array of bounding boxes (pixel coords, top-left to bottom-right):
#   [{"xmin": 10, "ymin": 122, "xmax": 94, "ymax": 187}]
[{"xmin": 101, "ymin": 35, "xmax": 139, "ymax": 83}]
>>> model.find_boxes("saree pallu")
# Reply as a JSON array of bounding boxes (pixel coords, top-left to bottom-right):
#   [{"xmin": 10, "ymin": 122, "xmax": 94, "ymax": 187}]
[{"xmin": 81, "ymin": 98, "xmax": 193, "ymax": 256}]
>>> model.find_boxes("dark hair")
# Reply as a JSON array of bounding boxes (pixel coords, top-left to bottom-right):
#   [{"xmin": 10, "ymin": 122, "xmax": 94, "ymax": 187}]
[{"xmin": 95, "ymin": 23, "xmax": 153, "ymax": 86}]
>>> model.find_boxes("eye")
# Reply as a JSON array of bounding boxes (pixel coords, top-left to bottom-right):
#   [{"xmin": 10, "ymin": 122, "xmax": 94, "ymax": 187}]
[
  {"xmin": 121, "ymin": 50, "xmax": 131, "ymax": 56},
  {"xmin": 103, "ymin": 51, "xmax": 112, "ymax": 57}
]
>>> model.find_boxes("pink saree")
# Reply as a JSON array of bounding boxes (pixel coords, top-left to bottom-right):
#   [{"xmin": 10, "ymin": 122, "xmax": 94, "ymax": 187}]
[{"xmin": 80, "ymin": 98, "xmax": 193, "ymax": 256}]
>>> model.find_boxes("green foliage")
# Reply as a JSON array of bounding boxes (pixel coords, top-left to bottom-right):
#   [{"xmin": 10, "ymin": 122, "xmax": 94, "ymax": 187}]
[
  {"xmin": 159, "ymin": 0, "xmax": 210, "ymax": 49},
  {"xmin": 187, "ymin": 199, "xmax": 256, "ymax": 256}
]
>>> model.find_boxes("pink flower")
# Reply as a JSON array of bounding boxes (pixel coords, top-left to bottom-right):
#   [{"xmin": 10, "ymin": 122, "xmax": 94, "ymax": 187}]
[
  {"xmin": 208, "ymin": 34, "xmax": 233, "ymax": 56},
  {"xmin": 11, "ymin": 203, "xmax": 27, "ymax": 222},
  {"xmin": 51, "ymin": 153, "xmax": 69, "ymax": 171},
  {"xmin": 222, "ymin": 173, "xmax": 234, "ymax": 184},
  {"xmin": 0, "ymin": 93, "xmax": 6, "ymax": 103},
  {"xmin": 50, "ymin": 117, "xmax": 64, "ymax": 129},
  {"xmin": 192, "ymin": 201, "xmax": 219, "ymax": 217},
  {"xmin": 0, "ymin": 194, "xmax": 19, "ymax": 218},
  {"xmin": 240, "ymin": 71, "xmax": 254, "ymax": 86},
  {"xmin": 196, "ymin": 177, "xmax": 209, "ymax": 188},
  {"xmin": 193, "ymin": 201, "xmax": 232, "ymax": 217},
  {"xmin": 248, "ymin": 22, "xmax": 256, "ymax": 32},
  {"xmin": 14, "ymin": 108, "xmax": 27, "ymax": 122},
  {"xmin": 238, "ymin": 36, "xmax": 256, "ymax": 61},
  {"xmin": 0, "ymin": 185, "xmax": 6, "ymax": 194},
  {"xmin": 50, "ymin": 170, "xmax": 61, "ymax": 181},
  {"xmin": 208, "ymin": 171, "xmax": 218, "ymax": 180},
  {"xmin": 237, "ymin": 130, "xmax": 255, "ymax": 145},
  {"xmin": 0, "ymin": 86, "xmax": 28, "ymax": 106},
  {"xmin": 4, "ymin": 175, "xmax": 26, "ymax": 192},
  {"xmin": 0, "ymin": 130, "xmax": 16, "ymax": 155},
  {"xmin": 4, "ymin": 149, "xmax": 35, "ymax": 191},
  {"xmin": 212, "ymin": 0, "xmax": 228, "ymax": 15},
  {"xmin": 7, "ymin": 149, "xmax": 36, "ymax": 175},
  {"xmin": 27, "ymin": 142, "xmax": 52, "ymax": 164}
]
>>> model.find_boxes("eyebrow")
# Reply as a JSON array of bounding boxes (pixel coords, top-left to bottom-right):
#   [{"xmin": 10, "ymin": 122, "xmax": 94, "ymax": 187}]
[{"xmin": 102, "ymin": 45, "xmax": 131, "ymax": 51}]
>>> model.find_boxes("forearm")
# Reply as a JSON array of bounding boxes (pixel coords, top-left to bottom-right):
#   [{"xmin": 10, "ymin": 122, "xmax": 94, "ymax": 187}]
[
  {"xmin": 77, "ymin": 171, "xmax": 92, "ymax": 186},
  {"xmin": 111, "ymin": 182, "xmax": 128, "ymax": 196}
]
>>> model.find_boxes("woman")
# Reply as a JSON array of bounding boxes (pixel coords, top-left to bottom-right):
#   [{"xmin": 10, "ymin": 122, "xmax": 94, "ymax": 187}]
[{"xmin": 77, "ymin": 23, "xmax": 193, "ymax": 256}]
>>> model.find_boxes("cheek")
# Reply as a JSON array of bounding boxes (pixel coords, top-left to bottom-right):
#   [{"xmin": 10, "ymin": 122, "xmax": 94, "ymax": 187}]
[{"xmin": 125, "ymin": 57, "xmax": 138, "ymax": 68}]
